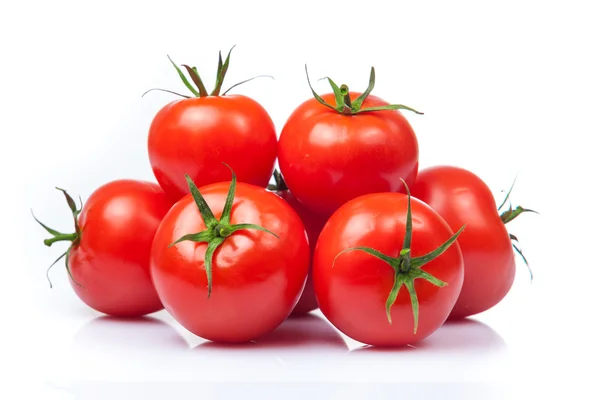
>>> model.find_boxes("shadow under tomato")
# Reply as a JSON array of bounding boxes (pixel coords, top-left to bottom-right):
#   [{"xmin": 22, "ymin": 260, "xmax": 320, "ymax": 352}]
[
  {"xmin": 189, "ymin": 314, "xmax": 348, "ymax": 381},
  {"xmin": 67, "ymin": 312, "xmax": 195, "ymax": 382},
  {"xmin": 350, "ymin": 318, "xmax": 506, "ymax": 354},
  {"xmin": 345, "ymin": 319, "xmax": 510, "ymax": 386},
  {"xmin": 68, "ymin": 313, "xmax": 190, "ymax": 378},
  {"xmin": 70, "ymin": 313, "xmax": 190, "ymax": 353},
  {"xmin": 195, "ymin": 313, "xmax": 348, "ymax": 352}
]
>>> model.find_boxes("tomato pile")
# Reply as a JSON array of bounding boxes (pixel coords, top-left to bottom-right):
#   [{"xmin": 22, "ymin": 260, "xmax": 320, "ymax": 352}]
[{"xmin": 34, "ymin": 48, "xmax": 535, "ymax": 347}]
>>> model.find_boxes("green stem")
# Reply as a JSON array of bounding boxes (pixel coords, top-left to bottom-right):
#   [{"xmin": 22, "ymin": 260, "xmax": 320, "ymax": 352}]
[
  {"xmin": 496, "ymin": 178, "xmax": 538, "ymax": 281},
  {"xmin": 44, "ymin": 233, "xmax": 77, "ymax": 247},
  {"xmin": 33, "ymin": 188, "xmax": 84, "ymax": 288},
  {"xmin": 147, "ymin": 47, "xmax": 271, "ymax": 99},
  {"xmin": 141, "ymin": 88, "xmax": 191, "ymax": 98},
  {"xmin": 500, "ymin": 205, "xmax": 538, "ymax": 224},
  {"xmin": 305, "ymin": 65, "xmax": 423, "ymax": 116},
  {"xmin": 211, "ymin": 46, "xmax": 235, "ymax": 96},
  {"xmin": 267, "ymin": 169, "xmax": 288, "ymax": 192},
  {"xmin": 398, "ymin": 248, "xmax": 411, "ymax": 273},
  {"xmin": 404, "ymin": 279, "xmax": 419, "ymax": 334},
  {"xmin": 385, "ymin": 273, "xmax": 404, "ymax": 324},
  {"xmin": 340, "ymin": 84, "xmax": 352, "ymax": 109},
  {"xmin": 167, "ymin": 55, "xmax": 199, "ymax": 97},
  {"xmin": 182, "ymin": 65, "xmax": 208, "ymax": 97},
  {"xmin": 333, "ymin": 178, "xmax": 463, "ymax": 333},
  {"xmin": 169, "ymin": 163, "xmax": 279, "ymax": 298}
]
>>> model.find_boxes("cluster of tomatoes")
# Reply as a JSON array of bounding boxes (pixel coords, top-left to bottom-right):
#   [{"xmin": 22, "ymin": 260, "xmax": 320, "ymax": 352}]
[{"xmin": 35, "ymin": 48, "xmax": 534, "ymax": 347}]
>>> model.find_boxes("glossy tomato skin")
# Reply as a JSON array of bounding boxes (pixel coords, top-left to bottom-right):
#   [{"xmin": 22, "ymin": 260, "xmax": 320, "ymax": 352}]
[
  {"xmin": 278, "ymin": 92, "xmax": 419, "ymax": 216},
  {"xmin": 148, "ymin": 95, "xmax": 277, "ymax": 202},
  {"xmin": 150, "ymin": 182, "xmax": 310, "ymax": 343},
  {"xmin": 69, "ymin": 180, "xmax": 173, "ymax": 317},
  {"xmin": 313, "ymin": 193, "xmax": 464, "ymax": 347},
  {"xmin": 274, "ymin": 190, "xmax": 329, "ymax": 316},
  {"xmin": 411, "ymin": 166, "xmax": 515, "ymax": 319}
]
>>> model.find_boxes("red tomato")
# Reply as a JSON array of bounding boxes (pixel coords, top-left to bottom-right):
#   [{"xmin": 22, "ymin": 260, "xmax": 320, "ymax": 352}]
[
  {"xmin": 268, "ymin": 171, "xmax": 329, "ymax": 316},
  {"xmin": 146, "ymin": 50, "xmax": 277, "ymax": 202},
  {"xmin": 34, "ymin": 180, "xmax": 174, "ymax": 317},
  {"xmin": 278, "ymin": 67, "xmax": 421, "ymax": 215},
  {"xmin": 150, "ymin": 168, "xmax": 310, "ymax": 343},
  {"xmin": 313, "ymin": 190, "xmax": 464, "ymax": 347},
  {"xmin": 411, "ymin": 165, "xmax": 535, "ymax": 319}
]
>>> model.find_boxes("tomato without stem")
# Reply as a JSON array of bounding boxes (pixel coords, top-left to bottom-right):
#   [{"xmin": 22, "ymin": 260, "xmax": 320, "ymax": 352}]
[
  {"xmin": 268, "ymin": 170, "xmax": 329, "ymax": 316},
  {"xmin": 34, "ymin": 180, "xmax": 174, "ymax": 317},
  {"xmin": 150, "ymin": 167, "xmax": 310, "ymax": 343},
  {"xmin": 411, "ymin": 166, "xmax": 536, "ymax": 319},
  {"xmin": 278, "ymin": 67, "xmax": 422, "ymax": 216},
  {"xmin": 313, "ymin": 188, "xmax": 465, "ymax": 347},
  {"xmin": 147, "ymin": 48, "xmax": 277, "ymax": 202}
]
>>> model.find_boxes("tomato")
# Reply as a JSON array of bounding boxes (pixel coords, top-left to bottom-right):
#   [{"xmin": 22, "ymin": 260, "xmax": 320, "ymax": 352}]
[
  {"xmin": 268, "ymin": 170, "xmax": 329, "ymax": 316},
  {"xmin": 277, "ymin": 67, "xmax": 422, "ymax": 215},
  {"xmin": 313, "ymin": 188, "xmax": 464, "ymax": 347},
  {"xmin": 146, "ymin": 49, "xmax": 277, "ymax": 202},
  {"xmin": 411, "ymin": 165, "xmax": 536, "ymax": 319},
  {"xmin": 34, "ymin": 180, "xmax": 174, "ymax": 317},
  {"xmin": 150, "ymin": 166, "xmax": 310, "ymax": 343}
]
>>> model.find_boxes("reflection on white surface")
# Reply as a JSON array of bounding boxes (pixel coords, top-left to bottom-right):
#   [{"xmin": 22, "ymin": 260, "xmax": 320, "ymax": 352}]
[
  {"xmin": 197, "ymin": 313, "xmax": 348, "ymax": 350},
  {"xmin": 345, "ymin": 318, "xmax": 510, "ymax": 387},
  {"xmin": 66, "ymin": 312, "xmax": 350, "ymax": 383},
  {"xmin": 30, "ymin": 310, "xmax": 518, "ymax": 398},
  {"xmin": 53, "ymin": 311, "xmax": 512, "ymax": 395},
  {"xmin": 71, "ymin": 315, "xmax": 189, "ymax": 351},
  {"xmin": 352, "ymin": 318, "xmax": 507, "ymax": 353}
]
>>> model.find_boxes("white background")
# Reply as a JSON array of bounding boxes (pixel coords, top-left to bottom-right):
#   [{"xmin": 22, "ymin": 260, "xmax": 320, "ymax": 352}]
[{"xmin": 2, "ymin": 0, "xmax": 599, "ymax": 398}]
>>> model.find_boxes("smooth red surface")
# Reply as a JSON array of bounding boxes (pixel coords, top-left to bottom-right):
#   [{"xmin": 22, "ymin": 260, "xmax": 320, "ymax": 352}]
[
  {"xmin": 313, "ymin": 193, "xmax": 464, "ymax": 347},
  {"xmin": 148, "ymin": 95, "xmax": 277, "ymax": 202},
  {"xmin": 69, "ymin": 180, "xmax": 173, "ymax": 317},
  {"xmin": 411, "ymin": 166, "xmax": 516, "ymax": 319},
  {"xmin": 274, "ymin": 190, "xmax": 330, "ymax": 316},
  {"xmin": 277, "ymin": 92, "xmax": 419, "ymax": 216},
  {"xmin": 150, "ymin": 182, "xmax": 310, "ymax": 343}
]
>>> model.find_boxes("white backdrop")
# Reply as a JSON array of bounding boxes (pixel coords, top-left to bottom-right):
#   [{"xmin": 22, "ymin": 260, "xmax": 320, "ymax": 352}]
[{"xmin": 2, "ymin": 0, "xmax": 599, "ymax": 398}]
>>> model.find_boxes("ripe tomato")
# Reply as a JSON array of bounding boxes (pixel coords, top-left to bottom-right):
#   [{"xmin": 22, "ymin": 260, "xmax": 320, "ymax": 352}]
[
  {"xmin": 34, "ymin": 180, "xmax": 174, "ymax": 317},
  {"xmin": 277, "ymin": 67, "xmax": 422, "ymax": 215},
  {"xmin": 150, "ymin": 166, "xmax": 310, "ymax": 343},
  {"xmin": 313, "ymin": 187, "xmax": 465, "ymax": 347},
  {"xmin": 147, "ymin": 48, "xmax": 277, "ymax": 202},
  {"xmin": 268, "ymin": 170, "xmax": 329, "ymax": 316},
  {"xmin": 411, "ymin": 165, "xmax": 536, "ymax": 319}
]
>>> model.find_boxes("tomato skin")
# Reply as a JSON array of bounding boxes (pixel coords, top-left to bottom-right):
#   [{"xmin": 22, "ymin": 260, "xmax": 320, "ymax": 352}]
[
  {"xmin": 148, "ymin": 95, "xmax": 277, "ymax": 202},
  {"xmin": 277, "ymin": 92, "xmax": 419, "ymax": 216},
  {"xmin": 411, "ymin": 166, "xmax": 516, "ymax": 319},
  {"xmin": 274, "ymin": 190, "xmax": 329, "ymax": 316},
  {"xmin": 68, "ymin": 180, "xmax": 173, "ymax": 317},
  {"xmin": 150, "ymin": 182, "xmax": 310, "ymax": 343},
  {"xmin": 313, "ymin": 193, "xmax": 464, "ymax": 346}
]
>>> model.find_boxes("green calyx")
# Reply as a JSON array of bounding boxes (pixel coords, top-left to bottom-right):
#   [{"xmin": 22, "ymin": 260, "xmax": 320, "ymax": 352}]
[
  {"xmin": 266, "ymin": 169, "xmax": 288, "ymax": 192},
  {"xmin": 304, "ymin": 65, "xmax": 424, "ymax": 116},
  {"xmin": 334, "ymin": 181, "xmax": 465, "ymax": 334},
  {"xmin": 169, "ymin": 164, "xmax": 279, "ymax": 298},
  {"xmin": 142, "ymin": 46, "xmax": 274, "ymax": 99},
  {"xmin": 32, "ymin": 188, "xmax": 84, "ymax": 288},
  {"xmin": 497, "ymin": 177, "xmax": 539, "ymax": 281}
]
